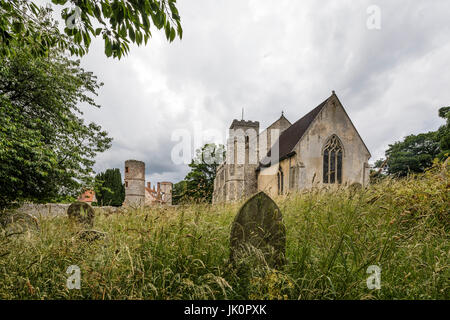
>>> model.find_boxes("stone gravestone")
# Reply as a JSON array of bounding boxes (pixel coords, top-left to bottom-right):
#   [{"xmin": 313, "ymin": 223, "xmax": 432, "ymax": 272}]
[
  {"xmin": 76, "ymin": 230, "xmax": 106, "ymax": 242},
  {"xmin": 349, "ymin": 182, "xmax": 363, "ymax": 198},
  {"xmin": 230, "ymin": 192, "xmax": 286, "ymax": 268},
  {"xmin": 67, "ymin": 202, "xmax": 95, "ymax": 228},
  {"xmin": 349, "ymin": 182, "xmax": 362, "ymax": 191},
  {"xmin": 0, "ymin": 212, "xmax": 39, "ymax": 236}
]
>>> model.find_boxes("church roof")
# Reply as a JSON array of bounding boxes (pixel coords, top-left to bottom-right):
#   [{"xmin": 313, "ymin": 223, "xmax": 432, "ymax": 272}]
[
  {"xmin": 260, "ymin": 95, "xmax": 330, "ymax": 167},
  {"xmin": 278, "ymin": 97, "xmax": 329, "ymax": 159}
]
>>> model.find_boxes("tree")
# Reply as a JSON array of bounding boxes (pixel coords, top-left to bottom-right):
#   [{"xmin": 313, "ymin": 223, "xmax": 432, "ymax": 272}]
[
  {"xmin": 384, "ymin": 132, "xmax": 440, "ymax": 176},
  {"xmin": 0, "ymin": 44, "xmax": 112, "ymax": 209},
  {"xmin": 436, "ymin": 106, "xmax": 450, "ymax": 159},
  {"xmin": 94, "ymin": 169, "xmax": 125, "ymax": 206},
  {"xmin": 376, "ymin": 107, "xmax": 449, "ymax": 177},
  {"xmin": 176, "ymin": 143, "xmax": 225, "ymax": 204},
  {"xmin": 0, "ymin": 0, "xmax": 182, "ymax": 59},
  {"xmin": 172, "ymin": 180, "xmax": 187, "ymax": 205}
]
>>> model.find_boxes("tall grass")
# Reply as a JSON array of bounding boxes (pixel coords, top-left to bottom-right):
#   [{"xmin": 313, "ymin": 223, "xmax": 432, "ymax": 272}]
[{"xmin": 0, "ymin": 164, "xmax": 448, "ymax": 300}]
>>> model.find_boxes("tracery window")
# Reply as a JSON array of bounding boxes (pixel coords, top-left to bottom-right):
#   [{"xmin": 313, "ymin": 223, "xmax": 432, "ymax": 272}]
[{"xmin": 323, "ymin": 135, "xmax": 343, "ymax": 184}]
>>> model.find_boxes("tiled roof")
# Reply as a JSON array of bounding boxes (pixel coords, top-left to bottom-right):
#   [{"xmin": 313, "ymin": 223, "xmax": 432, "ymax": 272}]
[
  {"xmin": 261, "ymin": 96, "xmax": 330, "ymax": 167},
  {"xmin": 77, "ymin": 190, "xmax": 96, "ymax": 202}
]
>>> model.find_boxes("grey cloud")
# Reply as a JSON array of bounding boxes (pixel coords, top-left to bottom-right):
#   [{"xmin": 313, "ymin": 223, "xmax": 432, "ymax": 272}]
[{"xmin": 69, "ymin": 0, "xmax": 450, "ymax": 182}]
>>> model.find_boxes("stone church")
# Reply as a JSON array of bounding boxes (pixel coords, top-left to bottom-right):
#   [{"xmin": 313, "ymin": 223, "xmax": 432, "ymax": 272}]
[{"xmin": 212, "ymin": 92, "xmax": 371, "ymax": 203}]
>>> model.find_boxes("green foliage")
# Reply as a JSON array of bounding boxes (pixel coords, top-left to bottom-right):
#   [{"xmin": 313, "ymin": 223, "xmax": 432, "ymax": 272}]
[
  {"xmin": 172, "ymin": 180, "xmax": 187, "ymax": 205},
  {"xmin": 0, "ymin": 0, "xmax": 182, "ymax": 59},
  {"xmin": 436, "ymin": 106, "xmax": 450, "ymax": 159},
  {"xmin": 0, "ymin": 0, "xmax": 60, "ymax": 57},
  {"xmin": 384, "ymin": 131, "xmax": 440, "ymax": 176},
  {"xmin": 0, "ymin": 164, "xmax": 448, "ymax": 299},
  {"xmin": 177, "ymin": 143, "xmax": 225, "ymax": 204},
  {"xmin": 378, "ymin": 107, "xmax": 450, "ymax": 176},
  {"xmin": 0, "ymin": 45, "xmax": 112, "ymax": 209},
  {"xmin": 94, "ymin": 169, "xmax": 125, "ymax": 207}
]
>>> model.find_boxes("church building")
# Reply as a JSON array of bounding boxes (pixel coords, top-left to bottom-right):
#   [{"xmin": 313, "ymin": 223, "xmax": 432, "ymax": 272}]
[{"xmin": 212, "ymin": 92, "xmax": 371, "ymax": 203}]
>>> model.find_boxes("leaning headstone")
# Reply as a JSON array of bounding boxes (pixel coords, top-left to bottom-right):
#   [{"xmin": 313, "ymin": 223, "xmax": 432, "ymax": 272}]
[
  {"xmin": 67, "ymin": 202, "xmax": 95, "ymax": 228},
  {"xmin": 0, "ymin": 212, "xmax": 39, "ymax": 236},
  {"xmin": 230, "ymin": 192, "xmax": 286, "ymax": 268}
]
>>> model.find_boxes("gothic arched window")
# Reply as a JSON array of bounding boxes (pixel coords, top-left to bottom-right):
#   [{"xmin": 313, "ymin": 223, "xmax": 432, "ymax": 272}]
[{"xmin": 323, "ymin": 135, "xmax": 343, "ymax": 184}]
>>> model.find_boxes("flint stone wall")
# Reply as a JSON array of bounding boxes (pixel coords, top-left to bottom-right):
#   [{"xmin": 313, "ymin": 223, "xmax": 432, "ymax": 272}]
[{"xmin": 14, "ymin": 203, "xmax": 121, "ymax": 218}]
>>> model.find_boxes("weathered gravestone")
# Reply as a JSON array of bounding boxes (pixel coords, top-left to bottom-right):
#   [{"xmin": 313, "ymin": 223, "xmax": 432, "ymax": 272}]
[
  {"xmin": 76, "ymin": 230, "xmax": 107, "ymax": 242},
  {"xmin": 349, "ymin": 182, "xmax": 363, "ymax": 191},
  {"xmin": 230, "ymin": 192, "xmax": 286, "ymax": 268},
  {"xmin": 0, "ymin": 212, "xmax": 39, "ymax": 236},
  {"xmin": 349, "ymin": 182, "xmax": 363, "ymax": 198},
  {"xmin": 67, "ymin": 202, "xmax": 95, "ymax": 228}
]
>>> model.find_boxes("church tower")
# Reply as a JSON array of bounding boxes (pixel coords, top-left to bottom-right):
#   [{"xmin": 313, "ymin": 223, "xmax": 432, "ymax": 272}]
[{"xmin": 224, "ymin": 119, "xmax": 260, "ymax": 202}]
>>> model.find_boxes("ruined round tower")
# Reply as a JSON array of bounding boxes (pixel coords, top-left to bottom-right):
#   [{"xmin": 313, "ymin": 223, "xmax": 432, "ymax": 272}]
[{"xmin": 124, "ymin": 160, "xmax": 145, "ymax": 207}]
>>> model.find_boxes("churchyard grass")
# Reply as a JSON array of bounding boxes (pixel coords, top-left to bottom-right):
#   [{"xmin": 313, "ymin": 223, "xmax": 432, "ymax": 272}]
[{"xmin": 0, "ymin": 164, "xmax": 448, "ymax": 300}]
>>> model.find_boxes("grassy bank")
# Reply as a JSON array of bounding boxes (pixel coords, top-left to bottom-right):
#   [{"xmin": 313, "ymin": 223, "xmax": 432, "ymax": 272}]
[{"xmin": 0, "ymin": 166, "xmax": 448, "ymax": 300}]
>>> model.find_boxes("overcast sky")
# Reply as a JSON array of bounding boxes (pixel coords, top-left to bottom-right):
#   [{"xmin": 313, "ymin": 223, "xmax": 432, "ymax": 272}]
[{"xmin": 58, "ymin": 0, "xmax": 450, "ymax": 184}]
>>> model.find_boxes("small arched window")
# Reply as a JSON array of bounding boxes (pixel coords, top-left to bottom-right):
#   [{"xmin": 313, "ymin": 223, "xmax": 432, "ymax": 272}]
[
  {"xmin": 323, "ymin": 135, "xmax": 343, "ymax": 184},
  {"xmin": 277, "ymin": 167, "xmax": 284, "ymax": 194},
  {"xmin": 245, "ymin": 135, "xmax": 249, "ymax": 164}
]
